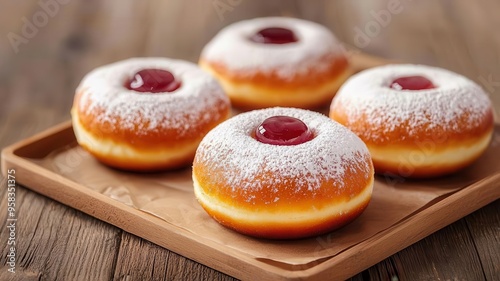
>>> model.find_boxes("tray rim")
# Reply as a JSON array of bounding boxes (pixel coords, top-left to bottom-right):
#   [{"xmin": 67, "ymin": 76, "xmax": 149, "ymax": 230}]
[{"xmin": 2, "ymin": 121, "xmax": 500, "ymax": 280}]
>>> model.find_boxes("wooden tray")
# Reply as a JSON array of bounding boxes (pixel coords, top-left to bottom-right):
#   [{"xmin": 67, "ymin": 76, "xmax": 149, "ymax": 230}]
[
  {"xmin": 2, "ymin": 53, "xmax": 500, "ymax": 280},
  {"xmin": 3, "ymin": 123, "xmax": 500, "ymax": 281}
]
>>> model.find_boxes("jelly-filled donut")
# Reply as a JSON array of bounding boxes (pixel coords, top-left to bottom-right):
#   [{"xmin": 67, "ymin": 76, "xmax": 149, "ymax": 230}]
[
  {"xmin": 330, "ymin": 64, "xmax": 494, "ymax": 178},
  {"xmin": 71, "ymin": 58, "xmax": 231, "ymax": 171},
  {"xmin": 199, "ymin": 17, "xmax": 351, "ymax": 109},
  {"xmin": 193, "ymin": 107, "xmax": 374, "ymax": 239}
]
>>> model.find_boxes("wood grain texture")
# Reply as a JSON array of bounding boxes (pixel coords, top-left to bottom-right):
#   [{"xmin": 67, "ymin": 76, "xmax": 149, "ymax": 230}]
[
  {"xmin": 1, "ymin": 0, "xmax": 499, "ymax": 280},
  {"xmin": 465, "ymin": 202, "xmax": 500, "ymax": 281},
  {"xmin": 4, "ymin": 121, "xmax": 498, "ymax": 280},
  {"xmin": 113, "ymin": 233, "xmax": 237, "ymax": 281},
  {"xmin": 0, "ymin": 185, "xmax": 121, "ymax": 281},
  {"xmin": 393, "ymin": 221, "xmax": 485, "ymax": 280}
]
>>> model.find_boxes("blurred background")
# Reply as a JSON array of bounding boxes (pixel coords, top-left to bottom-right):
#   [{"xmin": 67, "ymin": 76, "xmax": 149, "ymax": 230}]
[{"xmin": 1, "ymin": 0, "xmax": 499, "ymax": 144}]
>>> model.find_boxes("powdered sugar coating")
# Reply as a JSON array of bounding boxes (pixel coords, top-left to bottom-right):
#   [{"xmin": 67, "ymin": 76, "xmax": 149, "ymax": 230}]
[
  {"xmin": 194, "ymin": 108, "xmax": 372, "ymax": 204},
  {"xmin": 330, "ymin": 64, "xmax": 493, "ymax": 142},
  {"xmin": 200, "ymin": 17, "xmax": 346, "ymax": 80},
  {"xmin": 76, "ymin": 58, "xmax": 229, "ymax": 137}
]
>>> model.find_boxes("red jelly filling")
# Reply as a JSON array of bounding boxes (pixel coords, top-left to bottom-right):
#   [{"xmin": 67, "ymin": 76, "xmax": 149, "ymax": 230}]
[
  {"xmin": 390, "ymin": 75, "xmax": 436, "ymax": 90},
  {"xmin": 250, "ymin": 27, "xmax": 298, "ymax": 44},
  {"xmin": 255, "ymin": 116, "xmax": 313, "ymax": 146},
  {"xmin": 127, "ymin": 69, "xmax": 181, "ymax": 93}
]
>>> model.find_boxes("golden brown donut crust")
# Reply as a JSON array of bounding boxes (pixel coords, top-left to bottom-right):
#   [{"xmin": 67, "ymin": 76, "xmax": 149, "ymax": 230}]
[
  {"xmin": 330, "ymin": 104, "xmax": 494, "ymax": 147},
  {"xmin": 73, "ymin": 90, "xmax": 231, "ymax": 150},
  {"xmin": 193, "ymin": 152, "xmax": 373, "ymax": 212},
  {"xmin": 197, "ymin": 192, "xmax": 371, "ymax": 239},
  {"xmin": 200, "ymin": 55, "xmax": 350, "ymax": 109}
]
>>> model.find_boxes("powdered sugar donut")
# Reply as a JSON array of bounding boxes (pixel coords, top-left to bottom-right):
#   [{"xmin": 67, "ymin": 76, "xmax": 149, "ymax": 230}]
[
  {"xmin": 72, "ymin": 57, "xmax": 231, "ymax": 171},
  {"xmin": 199, "ymin": 17, "xmax": 351, "ymax": 109},
  {"xmin": 193, "ymin": 107, "xmax": 374, "ymax": 239},
  {"xmin": 330, "ymin": 64, "xmax": 494, "ymax": 178}
]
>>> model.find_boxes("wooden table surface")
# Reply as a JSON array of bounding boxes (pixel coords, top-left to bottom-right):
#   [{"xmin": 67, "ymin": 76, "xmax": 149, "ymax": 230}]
[{"xmin": 1, "ymin": 1, "xmax": 499, "ymax": 280}]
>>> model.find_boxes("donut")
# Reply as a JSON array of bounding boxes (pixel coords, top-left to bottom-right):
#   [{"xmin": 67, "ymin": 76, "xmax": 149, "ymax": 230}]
[
  {"xmin": 192, "ymin": 107, "xmax": 374, "ymax": 239},
  {"xmin": 329, "ymin": 64, "xmax": 495, "ymax": 178},
  {"xmin": 71, "ymin": 58, "xmax": 231, "ymax": 171},
  {"xmin": 199, "ymin": 17, "xmax": 351, "ymax": 109}
]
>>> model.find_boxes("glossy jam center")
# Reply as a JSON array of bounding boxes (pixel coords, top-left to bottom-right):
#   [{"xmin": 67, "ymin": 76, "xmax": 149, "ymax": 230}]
[
  {"xmin": 255, "ymin": 116, "xmax": 313, "ymax": 146},
  {"xmin": 127, "ymin": 69, "xmax": 181, "ymax": 93},
  {"xmin": 390, "ymin": 75, "xmax": 436, "ymax": 90},
  {"xmin": 250, "ymin": 27, "xmax": 298, "ymax": 44}
]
